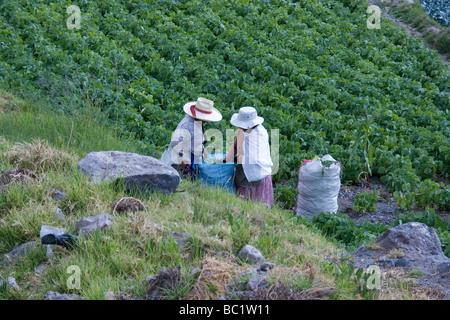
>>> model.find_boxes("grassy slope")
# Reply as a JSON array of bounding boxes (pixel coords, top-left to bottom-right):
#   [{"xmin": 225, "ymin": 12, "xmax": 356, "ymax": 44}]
[
  {"xmin": 0, "ymin": 0, "xmax": 448, "ymax": 211},
  {"xmin": 0, "ymin": 92, "xmax": 426, "ymax": 300}
]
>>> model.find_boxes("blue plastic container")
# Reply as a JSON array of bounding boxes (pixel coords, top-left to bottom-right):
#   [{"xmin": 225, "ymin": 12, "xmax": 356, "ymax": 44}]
[{"xmin": 196, "ymin": 153, "xmax": 236, "ymax": 193}]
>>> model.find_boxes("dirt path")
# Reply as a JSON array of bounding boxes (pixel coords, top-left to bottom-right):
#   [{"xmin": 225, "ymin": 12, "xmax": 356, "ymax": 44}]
[{"xmin": 368, "ymin": 0, "xmax": 450, "ymax": 69}]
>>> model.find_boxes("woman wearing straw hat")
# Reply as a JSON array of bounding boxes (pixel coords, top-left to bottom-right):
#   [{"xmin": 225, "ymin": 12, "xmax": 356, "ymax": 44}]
[
  {"xmin": 161, "ymin": 97, "xmax": 222, "ymax": 179},
  {"xmin": 224, "ymin": 107, "xmax": 274, "ymax": 206}
]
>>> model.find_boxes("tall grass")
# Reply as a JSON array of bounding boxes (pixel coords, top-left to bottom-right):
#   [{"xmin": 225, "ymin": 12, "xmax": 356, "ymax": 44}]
[{"xmin": 0, "ymin": 90, "xmax": 137, "ymax": 157}]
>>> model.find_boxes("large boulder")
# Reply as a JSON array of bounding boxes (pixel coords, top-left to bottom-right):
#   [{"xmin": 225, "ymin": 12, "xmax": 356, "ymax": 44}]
[
  {"xmin": 352, "ymin": 222, "xmax": 450, "ymax": 299},
  {"xmin": 376, "ymin": 222, "xmax": 443, "ymax": 254},
  {"xmin": 77, "ymin": 151, "xmax": 180, "ymax": 193}
]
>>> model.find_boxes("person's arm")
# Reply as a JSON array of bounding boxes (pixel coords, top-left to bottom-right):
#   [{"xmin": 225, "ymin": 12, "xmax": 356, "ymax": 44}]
[{"xmin": 224, "ymin": 137, "xmax": 237, "ymax": 163}]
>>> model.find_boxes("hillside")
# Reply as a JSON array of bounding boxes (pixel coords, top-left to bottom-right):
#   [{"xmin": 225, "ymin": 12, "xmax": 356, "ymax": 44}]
[
  {"xmin": 0, "ymin": 0, "xmax": 449, "ymax": 301},
  {"xmin": 0, "ymin": 0, "xmax": 449, "ymax": 210},
  {"xmin": 1, "ymin": 92, "xmax": 447, "ymax": 300}
]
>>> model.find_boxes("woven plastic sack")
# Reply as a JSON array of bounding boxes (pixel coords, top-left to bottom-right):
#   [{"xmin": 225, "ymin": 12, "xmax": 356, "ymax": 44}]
[
  {"xmin": 295, "ymin": 154, "xmax": 341, "ymax": 218},
  {"xmin": 197, "ymin": 153, "xmax": 236, "ymax": 193}
]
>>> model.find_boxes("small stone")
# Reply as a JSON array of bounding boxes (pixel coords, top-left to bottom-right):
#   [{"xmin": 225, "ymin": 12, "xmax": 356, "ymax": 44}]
[
  {"xmin": 46, "ymin": 245, "xmax": 53, "ymax": 259},
  {"xmin": 431, "ymin": 250, "xmax": 439, "ymax": 256},
  {"xmin": 35, "ymin": 263, "xmax": 49, "ymax": 275},
  {"xmin": 166, "ymin": 232, "xmax": 189, "ymax": 249},
  {"xmin": 40, "ymin": 225, "xmax": 65, "ymax": 238},
  {"xmin": 52, "ymin": 191, "xmax": 66, "ymax": 202},
  {"xmin": 55, "ymin": 208, "xmax": 65, "ymax": 220},
  {"xmin": 245, "ymin": 276, "xmax": 268, "ymax": 291},
  {"xmin": 44, "ymin": 291, "xmax": 84, "ymax": 300},
  {"xmin": 3, "ymin": 241, "xmax": 37, "ymax": 265},
  {"xmin": 237, "ymin": 245, "xmax": 265, "ymax": 264},
  {"xmin": 77, "ymin": 213, "xmax": 113, "ymax": 236},
  {"xmin": 190, "ymin": 267, "xmax": 201, "ymax": 277},
  {"xmin": 376, "ymin": 256, "xmax": 396, "ymax": 268},
  {"xmin": 0, "ymin": 276, "xmax": 20, "ymax": 290},
  {"xmin": 395, "ymin": 259, "xmax": 409, "ymax": 267},
  {"xmin": 258, "ymin": 262, "xmax": 275, "ymax": 272}
]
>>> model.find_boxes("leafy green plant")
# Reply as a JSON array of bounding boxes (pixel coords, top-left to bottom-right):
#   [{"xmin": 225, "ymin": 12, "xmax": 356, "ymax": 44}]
[
  {"xmin": 311, "ymin": 212, "xmax": 388, "ymax": 251},
  {"xmin": 353, "ymin": 190, "xmax": 378, "ymax": 214}
]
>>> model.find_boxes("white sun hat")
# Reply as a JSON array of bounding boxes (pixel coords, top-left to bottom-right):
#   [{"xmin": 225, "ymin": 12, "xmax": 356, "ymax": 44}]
[
  {"xmin": 183, "ymin": 97, "xmax": 222, "ymax": 122},
  {"xmin": 230, "ymin": 106, "xmax": 264, "ymax": 129}
]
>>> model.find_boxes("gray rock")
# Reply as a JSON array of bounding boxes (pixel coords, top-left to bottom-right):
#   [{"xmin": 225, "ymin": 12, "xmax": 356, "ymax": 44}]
[
  {"xmin": 44, "ymin": 291, "xmax": 84, "ymax": 300},
  {"xmin": 0, "ymin": 276, "xmax": 20, "ymax": 290},
  {"xmin": 376, "ymin": 256, "xmax": 396, "ymax": 268},
  {"xmin": 3, "ymin": 241, "xmax": 37, "ymax": 265},
  {"xmin": 376, "ymin": 222, "xmax": 443, "ymax": 255},
  {"xmin": 235, "ymin": 290, "xmax": 255, "ymax": 300},
  {"xmin": 190, "ymin": 267, "xmax": 201, "ymax": 277},
  {"xmin": 55, "ymin": 208, "xmax": 65, "ymax": 220},
  {"xmin": 238, "ymin": 245, "xmax": 265, "ymax": 264},
  {"xmin": 52, "ymin": 192, "xmax": 66, "ymax": 202},
  {"xmin": 166, "ymin": 232, "xmax": 189, "ymax": 249},
  {"xmin": 395, "ymin": 259, "xmax": 409, "ymax": 267},
  {"xmin": 35, "ymin": 263, "xmax": 49, "ymax": 275},
  {"xmin": 46, "ymin": 245, "xmax": 53, "ymax": 259},
  {"xmin": 437, "ymin": 262, "xmax": 450, "ymax": 275},
  {"xmin": 77, "ymin": 212, "xmax": 113, "ymax": 236},
  {"xmin": 246, "ymin": 276, "xmax": 268, "ymax": 291},
  {"xmin": 40, "ymin": 225, "xmax": 65, "ymax": 238},
  {"xmin": 77, "ymin": 151, "xmax": 180, "ymax": 194},
  {"xmin": 258, "ymin": 262, "xmax": 275, "ymax": 272}
]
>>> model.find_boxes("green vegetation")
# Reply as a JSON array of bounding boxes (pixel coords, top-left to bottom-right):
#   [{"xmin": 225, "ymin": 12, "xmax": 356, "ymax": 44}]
[
  {"xmin": 0, "ymin": 0, "xmax": 449, "ymax": 300},
  {"xmin": 0, "ymin": 0, "xmax": 448, "ymax": 210},
  {"xmin": 0, "ymin": 127, "xmax": 371, "ymax": 300},
  {"xmin": 353, "ymin": 190, "xmax": 378, "ymax": 214},
  {"xmin": 377, "ymin": 0, "xmax": 450, "ymax": 59},
  {"xmin": 309, "ymin": 212, "xmax": 389, "ymax": 252}
]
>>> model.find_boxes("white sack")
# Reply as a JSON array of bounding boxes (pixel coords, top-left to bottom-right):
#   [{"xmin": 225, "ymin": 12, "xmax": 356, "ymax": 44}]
[{"xmin": 296, "ymin": 154, "xmax": 341, "ymax": 218}]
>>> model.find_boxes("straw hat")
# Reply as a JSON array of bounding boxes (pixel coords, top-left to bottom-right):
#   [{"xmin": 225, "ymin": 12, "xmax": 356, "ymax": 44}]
[
  {"xmin": 230, "ymin": 107, "xmax": 264, "ymax": 129},
  {"xmin": 183, "ymin": 97, "xmax": 222, "ymax": 122}
]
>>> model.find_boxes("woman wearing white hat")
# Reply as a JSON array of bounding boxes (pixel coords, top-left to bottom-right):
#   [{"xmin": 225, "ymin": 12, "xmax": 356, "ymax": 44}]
[
  {"xmin": 161, "ymin": 97, "xmax": 222, "ymax": 179},
  {"xmin": 224, "ymin": 107, "xmax": 274, "ymax": 206}
]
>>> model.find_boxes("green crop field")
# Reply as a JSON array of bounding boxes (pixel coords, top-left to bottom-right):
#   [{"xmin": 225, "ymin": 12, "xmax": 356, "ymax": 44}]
[
  {"xmin": 1, "ymin": 0, "xmax": 448, "ymax": 210},
  {"xmin": 0, "ymin": 0, "xmax": 449, "ymax": 302}
]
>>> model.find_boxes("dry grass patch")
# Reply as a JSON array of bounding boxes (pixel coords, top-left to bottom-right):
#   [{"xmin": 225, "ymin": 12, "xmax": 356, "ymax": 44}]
[
  {"xmin": 111, "ymin": 197, "xmax": 145, "ymax": 214},
  {"xmin": 186, "ymin": 256, "xmax": 244, "ymax": 300},
  {"xmin": 7, "ymin": 139, "xmax": 73, "ymax": 173}
]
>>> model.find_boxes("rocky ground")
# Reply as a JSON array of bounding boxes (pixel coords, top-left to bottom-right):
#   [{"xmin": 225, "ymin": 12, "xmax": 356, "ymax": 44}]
[
  {"xmin": 336, "ymin": 176, "xmax": 450, "ymax": 300},
  {"xmin": 338, "ymin": 176, "xmax": 401, "ymax": 226}
]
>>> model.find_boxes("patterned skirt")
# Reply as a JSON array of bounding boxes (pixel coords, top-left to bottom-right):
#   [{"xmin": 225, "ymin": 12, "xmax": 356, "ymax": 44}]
[{"xmin": 235, "ymin": 174, "xmax": 274, "ymax": 207}]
